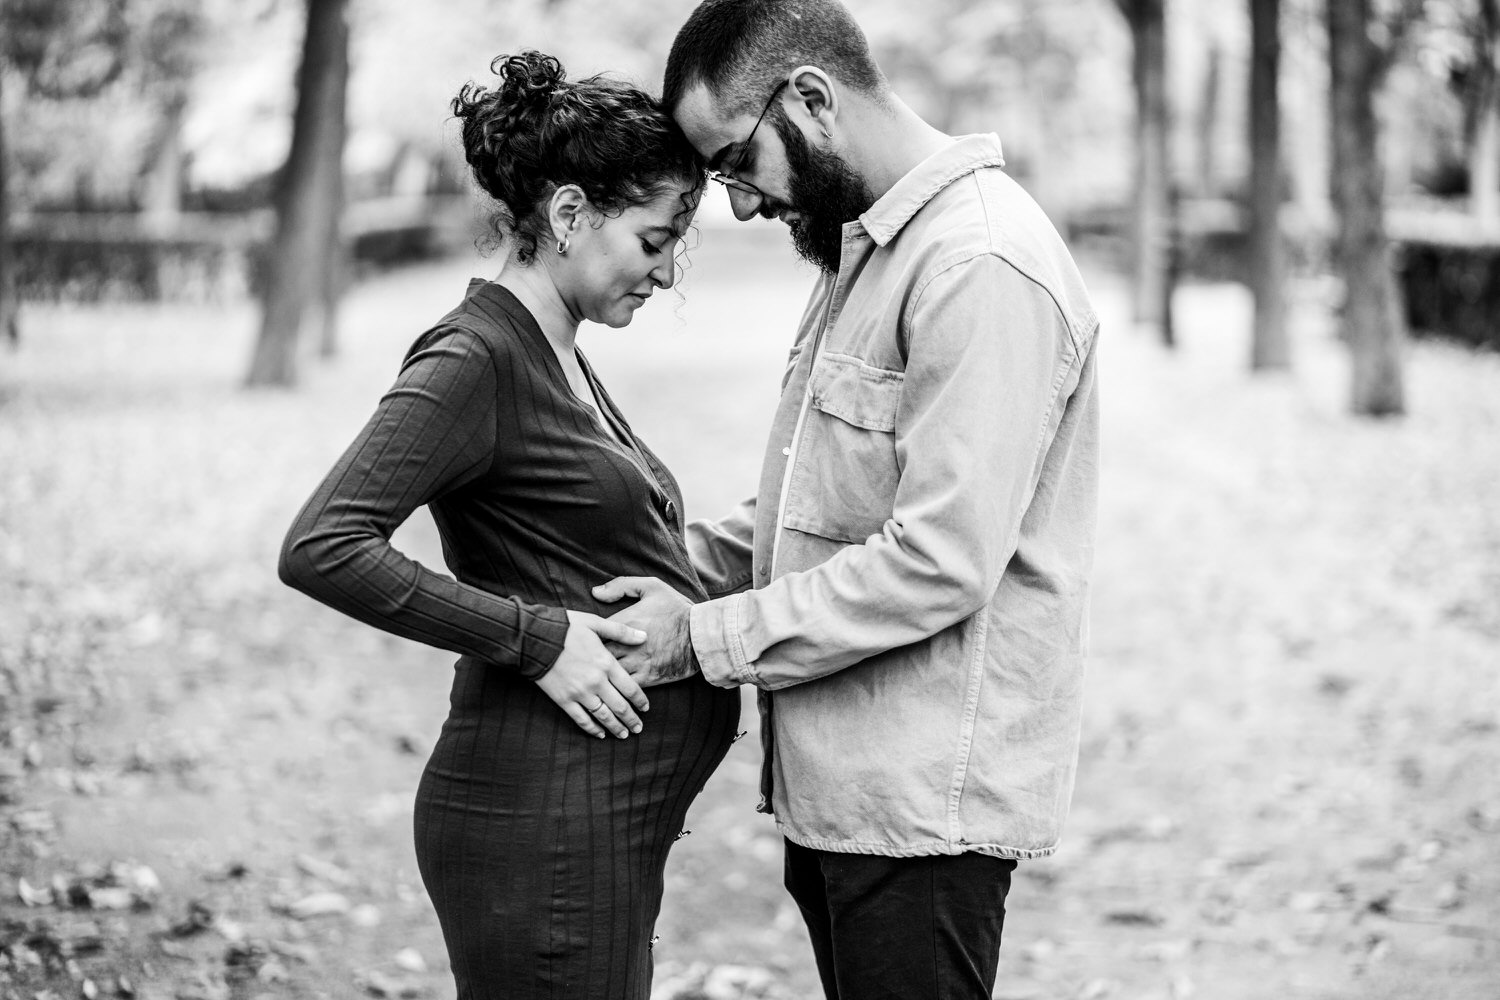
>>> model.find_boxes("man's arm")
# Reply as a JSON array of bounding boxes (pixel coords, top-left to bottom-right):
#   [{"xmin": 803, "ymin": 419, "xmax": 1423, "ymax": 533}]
[
  {"xmin": 689, "ymin": 254, "xmax": 1091, "ymax": 689},
  {"xmin": 685, "ymin": 497, "xmax": 757, "ymax": 598}
]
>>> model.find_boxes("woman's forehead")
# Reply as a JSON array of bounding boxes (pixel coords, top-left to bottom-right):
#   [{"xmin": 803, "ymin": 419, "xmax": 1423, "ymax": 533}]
[{"xmin": 630, "ymin": 185, "xmax": 700, "ymax": 228}]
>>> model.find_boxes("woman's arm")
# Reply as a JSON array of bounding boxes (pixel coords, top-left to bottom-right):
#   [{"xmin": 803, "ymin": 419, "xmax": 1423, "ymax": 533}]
[{"xmin": 278, "ymin": 326, "xmax": 648, "ymax": 736}]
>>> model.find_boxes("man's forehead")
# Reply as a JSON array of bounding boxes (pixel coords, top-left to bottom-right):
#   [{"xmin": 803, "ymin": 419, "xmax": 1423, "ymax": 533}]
[{"xmin": 672, "ymin": 84, "xmax": 753, "ymax": 162}]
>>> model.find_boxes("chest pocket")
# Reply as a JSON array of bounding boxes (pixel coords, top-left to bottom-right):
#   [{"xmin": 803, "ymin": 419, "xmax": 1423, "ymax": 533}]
[{"xmin": 781, "ymin": 352, "xmax": 905, "ymax": 545}]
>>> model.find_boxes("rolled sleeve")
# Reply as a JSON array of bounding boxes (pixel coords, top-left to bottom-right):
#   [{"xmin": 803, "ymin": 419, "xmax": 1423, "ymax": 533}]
[{"xmin": 688, "ymin": 594, "xmax": 757, "ymax": 687}]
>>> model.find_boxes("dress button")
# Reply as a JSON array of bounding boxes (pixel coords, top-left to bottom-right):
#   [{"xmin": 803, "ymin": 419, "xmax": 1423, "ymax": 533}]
[
  {"xmin": 663, "ymin": 499, "xmax": 676, "ymax": 521},
  {"xmin": 781, "ymin": 447, "xmax": 790, "ymax": 457}
]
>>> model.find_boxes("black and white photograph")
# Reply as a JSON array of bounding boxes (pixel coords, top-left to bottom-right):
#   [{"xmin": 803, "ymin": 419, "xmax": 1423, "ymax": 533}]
[{"xmin": 0, "ymin": 1, "xmax": 1496, "ymax": 998}]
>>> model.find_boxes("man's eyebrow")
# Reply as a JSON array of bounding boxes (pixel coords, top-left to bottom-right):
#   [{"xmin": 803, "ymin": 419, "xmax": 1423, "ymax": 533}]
[{"xmin": 706, "ymin": 142, "xmax": 736, "ymax": 171}]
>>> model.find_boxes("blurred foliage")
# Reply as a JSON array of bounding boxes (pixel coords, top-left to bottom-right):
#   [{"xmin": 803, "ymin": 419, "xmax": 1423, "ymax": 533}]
[
  {"xmin": 4, "ymin": 0, "xmax": 1500, "ymax": 223},
  {"xmin": 0, "ymin": 0, "xmax": 128, "ymax": 99}
]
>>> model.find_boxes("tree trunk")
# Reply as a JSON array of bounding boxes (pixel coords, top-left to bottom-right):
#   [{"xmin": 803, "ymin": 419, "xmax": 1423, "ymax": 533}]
[
  {"xmin": 1248, "ymin": 0, "xmax": 1289, "ymax": 370},
  {"xmin": 1197, "ymin": 39, "xmax": 1223, "ymax": 198},
  {"xmin": 1121, "ymin": 0, "xmax": 1174, "ymax": 341},
  {"xmin": 1473, "ymin": 0, "xmax": 1500, "ymax": 225},
  {"xmin": 317, "ymin": 233, "xmax": 343, "ymax": 358},
  {"xmin": 1475, "ymin": 99, "xmax": 1500, "ymax": 224},
  {"xmin": 1327, "ymin": 0, "xmax": 1405, "ymax": 416},
  {"xmin": 0, "ymin": 73, "xmax": 18, "ymax": 349},
  {"xmin": 245, "ymin": 0, "xmax": 348, "ymax": 387},
  {"xmin": 141, "ymin": 90, "xmax": 188, "ymax": 225}
]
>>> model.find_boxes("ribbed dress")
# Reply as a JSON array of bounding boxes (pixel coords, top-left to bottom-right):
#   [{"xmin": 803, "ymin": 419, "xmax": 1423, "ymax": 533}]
[{"xmin": 279, "ymin": 279, "xmax": 740, "ymax": 1000}]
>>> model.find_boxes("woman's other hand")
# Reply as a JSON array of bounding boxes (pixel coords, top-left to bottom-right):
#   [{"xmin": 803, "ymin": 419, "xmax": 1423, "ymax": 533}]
[{"xmin": 536, "ymin": 613, "xmax": 651, "ymax": 739}]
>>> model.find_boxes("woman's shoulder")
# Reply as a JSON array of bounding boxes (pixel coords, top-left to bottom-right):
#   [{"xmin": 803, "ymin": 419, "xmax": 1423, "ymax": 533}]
[{"xmin": 403, "ymin": 282, "xmax": 537, "ymax": 369}]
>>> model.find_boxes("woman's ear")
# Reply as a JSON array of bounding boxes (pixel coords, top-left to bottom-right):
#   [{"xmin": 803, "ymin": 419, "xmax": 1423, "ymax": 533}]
[
  {"xmin": 786, "ymin": 65, "xmax": 837, "ymax": 136},
  {"xmin": 548, "ymin": 184, "xmax": 588, "ymax": 245}
]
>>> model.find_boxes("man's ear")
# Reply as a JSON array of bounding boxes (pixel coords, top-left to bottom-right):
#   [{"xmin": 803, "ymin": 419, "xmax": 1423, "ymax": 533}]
[
  {"xmin": 785, "ymin": 65, "xmax": 837, "ymax": 135},
  {"xmin": 548, "ymin": 184, "xmax": 588, "ymax": 244}
]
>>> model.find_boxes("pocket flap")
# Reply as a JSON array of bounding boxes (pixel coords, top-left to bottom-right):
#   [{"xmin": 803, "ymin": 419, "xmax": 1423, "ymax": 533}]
[{"xmin": 807, "ymin": 353, "xmax": 905, "ymax": 432}]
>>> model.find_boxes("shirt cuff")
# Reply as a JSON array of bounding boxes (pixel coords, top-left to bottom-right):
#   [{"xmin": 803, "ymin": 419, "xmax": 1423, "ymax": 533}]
[
  {"xmin": 689, "ymin": 594, "xmax": 756, "ymax": 688},
  {"xmin": 516, "ymin": 604, "xmax": 571, "ymax": 681}
]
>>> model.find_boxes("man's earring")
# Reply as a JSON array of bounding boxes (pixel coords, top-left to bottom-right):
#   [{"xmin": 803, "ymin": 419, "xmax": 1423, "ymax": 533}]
[
  {"xmin": 557, "ymin": 236, "xmax": 570, "ymax": 255},
  {"xmin": 822, "ymin": 126, "xmax": 832, "ymax": 140}
]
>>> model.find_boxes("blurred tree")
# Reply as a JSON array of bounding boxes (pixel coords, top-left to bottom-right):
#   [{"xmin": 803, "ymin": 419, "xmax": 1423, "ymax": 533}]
[
  {"xmin": 1195, "ymin": 37, "xmax": 1224, "ymax": 198},
  {"xmin": 1115, "ymin": 0, "xmax": 1176, "ymax": 345},
  {"xmin": 0, "ymin": 0, "xmax": 128, "ymax": 347},
  {"xmin": 1453, "ymin": 0, "xmax": 1500, "ymax": 220},
  {"xmin": 1248, "ymin": 0, "xmax": 1289, "ymax": 370},
  {"xmin": 132, "ymin": 0, "xmax": 206, "ymax": 223},
  {"xmin": 1326, "ymin": 0, "xmax": 1424, "ymax": 416},
  {"xmin": 0, "ymin": 71, "xmax": 14, "ymax": 349},
  {"xmin": 246, "ymin": 0, "xmax": 349, "ymax": 387}
]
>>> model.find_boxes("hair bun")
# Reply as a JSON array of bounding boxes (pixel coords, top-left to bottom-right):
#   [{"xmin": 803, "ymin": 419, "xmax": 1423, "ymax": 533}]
[
  {"xmin": 451, "ymin": 50, "xmax": 703, "ymax": 265},
  {"xmin": 451, "ymin": 50, "xmax": 568, "ymax": 174},
  {"xmin": 493, "ymin": 51, "xmax": 566, "ymax": 111}
]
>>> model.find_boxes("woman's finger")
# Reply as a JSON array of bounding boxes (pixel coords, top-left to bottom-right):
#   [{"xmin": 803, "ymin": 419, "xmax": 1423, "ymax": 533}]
[
  {"xmin": 562, "ymin": 702, "xmax": 607, "ymax": 740},
  {"xmin": 609, "ymin": 663, "xmax": 651, "ymax": 713},
  {"xmin": 584, "ymin": 696, "xmax": 632, "ymax": 739},
  {"xmin": 586, "ymin": 616, "xmax": 647, "ymax": 646},
  {"xmin": 597, "ymin": 688, "xmax": 643, "ymax": 735}
]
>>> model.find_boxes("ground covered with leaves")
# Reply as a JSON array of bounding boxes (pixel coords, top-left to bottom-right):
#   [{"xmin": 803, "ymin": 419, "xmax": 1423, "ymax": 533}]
[{"xmin": 0, "ymin": 231, "xmax": 1496, "ymax": 1000}]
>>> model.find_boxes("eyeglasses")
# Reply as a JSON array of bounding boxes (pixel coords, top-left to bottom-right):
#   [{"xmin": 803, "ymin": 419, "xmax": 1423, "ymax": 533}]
[{"xmin": 707, "ymin": 80, "xmax": 788, "ymax": 197}]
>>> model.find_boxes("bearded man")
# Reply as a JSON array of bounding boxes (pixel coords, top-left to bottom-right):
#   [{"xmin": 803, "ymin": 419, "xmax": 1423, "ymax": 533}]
[{"xmin": 594, "ymin": 2, "xmax": 1102, "ymax": 995}]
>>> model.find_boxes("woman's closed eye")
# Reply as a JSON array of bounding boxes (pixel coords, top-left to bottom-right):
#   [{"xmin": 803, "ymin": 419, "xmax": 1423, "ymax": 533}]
[{"xmin": 640, "ymin": 239, "xmax": 664, "ymax": 256}]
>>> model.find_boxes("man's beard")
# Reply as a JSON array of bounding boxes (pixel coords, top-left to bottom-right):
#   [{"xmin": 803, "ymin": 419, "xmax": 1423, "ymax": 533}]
[{"xmin": 771, "ymin": 110, "xmax": 876, "ymax": 274}]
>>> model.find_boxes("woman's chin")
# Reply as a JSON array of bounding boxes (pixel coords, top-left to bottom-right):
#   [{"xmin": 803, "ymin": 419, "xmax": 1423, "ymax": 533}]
[{"xmin": 597, "ymin": 302, "xmax": 644, "ymax": 328}]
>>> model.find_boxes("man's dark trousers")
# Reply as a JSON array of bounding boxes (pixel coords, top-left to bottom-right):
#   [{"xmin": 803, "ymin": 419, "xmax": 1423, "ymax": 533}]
[{"xmin": 783, "ymin": 838, "xmax": 1019, "ymax": 1000}]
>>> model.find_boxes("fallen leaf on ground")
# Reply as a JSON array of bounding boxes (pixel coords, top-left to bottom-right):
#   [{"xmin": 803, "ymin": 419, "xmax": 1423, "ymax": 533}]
[
  {"xmin": 284, "ymin": 892, "xmax": 350, "ymax": 920},
  {"xmin": 295, "ymin": 854, "xmax": 354, "ymax": 888},
  {"xmin": 1103, "ymin": 909, "xmax": 1165, "ymax": 927}
]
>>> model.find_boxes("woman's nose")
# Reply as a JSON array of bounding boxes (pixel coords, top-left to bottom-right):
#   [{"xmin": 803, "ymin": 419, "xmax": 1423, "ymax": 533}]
[{"xmin": 651, "ymin": 256, "xmax": 676, "ymax": 290}]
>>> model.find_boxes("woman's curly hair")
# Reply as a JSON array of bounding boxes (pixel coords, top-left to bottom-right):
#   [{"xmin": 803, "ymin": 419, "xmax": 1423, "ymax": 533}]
[{"xmin": 452, "ymin": 51, "xmax": 705, "ymax": 264}]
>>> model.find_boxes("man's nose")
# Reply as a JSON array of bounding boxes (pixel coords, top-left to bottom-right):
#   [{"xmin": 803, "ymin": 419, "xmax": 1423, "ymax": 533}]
[{"xmin": 727, "ymin": 187, "xmax": 762, "ymax": 222}]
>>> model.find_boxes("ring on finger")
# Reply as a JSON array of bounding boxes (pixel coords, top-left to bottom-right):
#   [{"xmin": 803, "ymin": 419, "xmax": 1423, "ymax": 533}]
[{"xmin": 587, "ymin": 700, "xmax": 608, "ymax": 714}]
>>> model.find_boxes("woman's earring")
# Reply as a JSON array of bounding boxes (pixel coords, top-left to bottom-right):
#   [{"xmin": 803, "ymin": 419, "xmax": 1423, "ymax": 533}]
[{"xmin": 556, "ymin": 236, "xmax": 570, "ymax": 256}]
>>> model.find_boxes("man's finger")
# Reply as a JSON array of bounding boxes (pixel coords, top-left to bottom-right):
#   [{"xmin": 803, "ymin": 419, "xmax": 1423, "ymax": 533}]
[
  {"xmin": 592, "ymin": 577, "xmax": 648, "ymax": 602},
  {"xmin": 587, "ymin": 616, "xmax": 647, "ymax": 646}
]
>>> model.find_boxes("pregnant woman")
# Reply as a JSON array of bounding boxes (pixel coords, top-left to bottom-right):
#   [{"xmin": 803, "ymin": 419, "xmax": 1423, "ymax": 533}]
[{"xmin": 279, "ymin": 51, "xmax": 739, "ymax": 999}]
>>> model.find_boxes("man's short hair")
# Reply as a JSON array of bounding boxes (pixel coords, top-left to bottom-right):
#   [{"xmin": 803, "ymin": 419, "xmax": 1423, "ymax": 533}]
[{"xmin": 663, "ymin": 0, "xmax": 887, "ymax": 115}]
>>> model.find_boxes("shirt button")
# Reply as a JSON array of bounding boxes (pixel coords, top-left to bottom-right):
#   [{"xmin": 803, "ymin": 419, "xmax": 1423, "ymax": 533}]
[
  {"xmin": 662, "ymin": 499, "xmax": 677, "ymax": 522},
  {"xmin": 781, "ymin": 447, "xmax": 790, "ymax": 457}
]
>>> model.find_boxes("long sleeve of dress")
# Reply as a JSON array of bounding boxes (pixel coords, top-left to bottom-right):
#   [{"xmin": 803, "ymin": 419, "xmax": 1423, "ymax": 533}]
[{"xmin": 278, "ymin": 326, "xmax": 571, "ymax": 679}]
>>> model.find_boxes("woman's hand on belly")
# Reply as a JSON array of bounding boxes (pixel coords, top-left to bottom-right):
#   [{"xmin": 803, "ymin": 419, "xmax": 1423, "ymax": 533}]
[
  {"xmin": 592, "ymin": 577, "xmax": 700, "ymax": 688},
  {"xmin": 535, "ymin": 613, "xmax": 652, "ymax": 739}
]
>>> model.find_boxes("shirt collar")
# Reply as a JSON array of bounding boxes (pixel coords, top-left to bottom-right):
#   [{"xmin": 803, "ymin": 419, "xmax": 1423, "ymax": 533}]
[{"xmin": 857, "ymin": 133, "xmax": 1006, "ymax": 247}]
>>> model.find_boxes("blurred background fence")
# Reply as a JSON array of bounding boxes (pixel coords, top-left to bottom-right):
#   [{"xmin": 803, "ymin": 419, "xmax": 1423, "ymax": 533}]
[{"xmin": 5, "ymin": 0, "xmax": 1500, "ymax": 371}]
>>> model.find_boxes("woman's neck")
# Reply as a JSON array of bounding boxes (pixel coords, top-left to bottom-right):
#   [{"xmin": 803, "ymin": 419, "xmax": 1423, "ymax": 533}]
[{"xmin": 495, "ymin": 258, "xmax": 580, "ymax": 358}]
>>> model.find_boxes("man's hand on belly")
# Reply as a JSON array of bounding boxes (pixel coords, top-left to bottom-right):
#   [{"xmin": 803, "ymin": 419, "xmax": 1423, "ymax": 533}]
[{"xmin": 593, "ymin": 576, "xmax": 700, "ymax": 687}]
